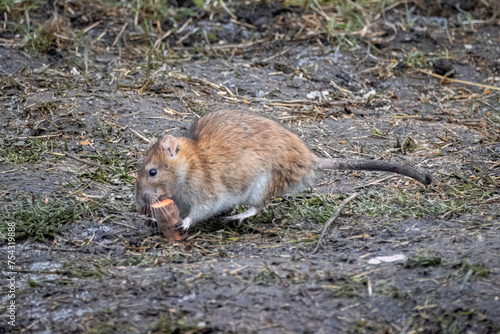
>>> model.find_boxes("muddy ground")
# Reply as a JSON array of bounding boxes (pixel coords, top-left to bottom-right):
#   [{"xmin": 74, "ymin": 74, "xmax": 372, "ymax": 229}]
[{"xmin": 1, "ymin": 1, "xmax": 500, "ymax": 333}]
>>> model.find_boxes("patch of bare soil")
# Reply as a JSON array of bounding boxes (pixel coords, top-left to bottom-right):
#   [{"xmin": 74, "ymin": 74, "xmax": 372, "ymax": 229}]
[{"xmin": 1, "ymin": 1, "xmax": 499, "ymax": 333}]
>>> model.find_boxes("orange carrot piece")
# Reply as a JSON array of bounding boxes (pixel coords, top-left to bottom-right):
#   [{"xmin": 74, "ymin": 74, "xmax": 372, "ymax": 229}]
[{"xmin": 151, "ymin": 198, "xmax": 174, "ymax": 208}]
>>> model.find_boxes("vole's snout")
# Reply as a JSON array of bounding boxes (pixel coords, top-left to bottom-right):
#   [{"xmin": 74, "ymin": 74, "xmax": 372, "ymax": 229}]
[{"xmin": 135, "ymin": 190, "xmax": 155, "ymax": 214}]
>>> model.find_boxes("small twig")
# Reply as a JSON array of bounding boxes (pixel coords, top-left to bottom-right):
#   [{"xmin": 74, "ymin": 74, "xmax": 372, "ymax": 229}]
[
  {"xmin": 112, "ymin": 22, "xmax": 128, "ymax": 48},
  {"xmin": 330, "ymin": 80, "xmax": 354, "ymax": 99},
  {"xmin": 176, "ymin": 17, "xmax": 193, "ymax": 35},
  {"xmin": 311, "ymin": 192, "xmax": 360, "ymax": 254},
  {"xmin": 0, "ymin": 169, "xmax": 18, "ymax": 174},
  {"xmin": 0, "ymin": 67, "xmax": 28, "ymax": 89},
  {"xmin": 64, "ymin": 153, "xmax": 100, "ymax": 167},
  {"xmin": 82, "ymin": 20, "xmax": 102, "ymax": 34},
  {"xmin": 418, "ymin": 69, "xmax": 500, "ymax": 91},
  {"xmin": 263, "ymin": 47, "xmax": 292, "ymax": 62},
  {"xmin": 220, "ymin": 0, "xmax": 237, "ymax": 20},
  {"xmin": 230, "ymin": 19, "xmax": 256, "ymax": 30},
  {"xmin": 13, "ymin": 133, "xmax": 62, "ymax": 140},
  {"xmin": 108, "ymin": 221, "xmax": 138, "ymax": 229},
  {"xmin": 154, "ymin": 28, "xmax": 174, "ymax": 49},
  {"xmin": 470, "ymin": 196, "xmax": 500, "ymax": 205},
  {"xmin": 129, "ymin": 128, "xmax": 150, "ymax": 143},
  {"xmin": 171, "ymin": 38, "xmax": 270, "ymax": 51},
  {"xmin": 355, "ymin": 175, "xmax": 395, "ymax": 189}
]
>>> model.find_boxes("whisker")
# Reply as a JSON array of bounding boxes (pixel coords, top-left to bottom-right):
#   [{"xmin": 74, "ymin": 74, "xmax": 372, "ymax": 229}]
[
  {"xmin": 151, "ymin": 209, "xmax": 160, "ymax": 233},
  {"xmin": 157, "ymin": 205, "xmax": 175, "ymax": 233},
  {"xmin": 151, "ymin": 199, "xmax": 162, "ymax": 234},
  {"xmin": 159, "ymin": 204, "xmax": 173, "ymax": 219}
]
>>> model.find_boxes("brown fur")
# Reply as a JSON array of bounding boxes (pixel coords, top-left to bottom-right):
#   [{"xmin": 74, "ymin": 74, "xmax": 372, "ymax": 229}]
[{"xmin": 185, "ymin": 110, "xmax": 317, "ymax": 200}]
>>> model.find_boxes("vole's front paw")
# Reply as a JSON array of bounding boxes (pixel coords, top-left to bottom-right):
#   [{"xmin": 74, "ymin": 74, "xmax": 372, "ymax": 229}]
[
  {"xmin": 175, "ymin": 217, "xmax": 192, "ymax": 231},
  {"xmin": 174, "ymin": 221, "xmax": 183, "ymax": 230},
  {"xmin": 144, "ymin": 217, "xmax": 157, "ymax": 227}
]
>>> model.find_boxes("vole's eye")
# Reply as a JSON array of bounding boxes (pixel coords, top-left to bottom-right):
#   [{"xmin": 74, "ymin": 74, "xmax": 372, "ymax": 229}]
[{"xmin": 149, "ymin": 169, "xmax": 157, "ymax": 177}]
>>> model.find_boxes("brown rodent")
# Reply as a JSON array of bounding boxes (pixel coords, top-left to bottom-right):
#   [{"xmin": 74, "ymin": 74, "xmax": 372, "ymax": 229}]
[{"xmin": 136, "ymin": 110, "xmax": 432, "ymax": 231}]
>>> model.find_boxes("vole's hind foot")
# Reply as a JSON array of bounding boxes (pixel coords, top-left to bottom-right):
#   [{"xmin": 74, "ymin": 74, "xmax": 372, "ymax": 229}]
[{"xmin": 224, "ymin": 206, "xmax": 259, "ymax": 226}]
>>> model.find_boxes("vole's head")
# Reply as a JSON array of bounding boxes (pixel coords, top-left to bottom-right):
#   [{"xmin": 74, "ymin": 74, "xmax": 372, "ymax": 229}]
[{"xmin": 135, "ymin": 135, "xmax": 181, "ymax": 215}]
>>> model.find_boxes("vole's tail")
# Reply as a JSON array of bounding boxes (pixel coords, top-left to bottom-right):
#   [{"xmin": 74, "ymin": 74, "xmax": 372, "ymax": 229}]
[{"xmin": 319, "ymin": 158, "xmax": 432, "ymax": 185}]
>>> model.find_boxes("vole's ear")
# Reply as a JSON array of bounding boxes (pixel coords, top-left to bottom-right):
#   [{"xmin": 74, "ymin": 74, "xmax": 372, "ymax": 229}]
[
  {"xmin": 160, "ymin": 135, "xmax": 179, "ymax": 158},
  {"xmin": 147, "ymin": 138, "xmax": 158, "ymax": 150}
]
